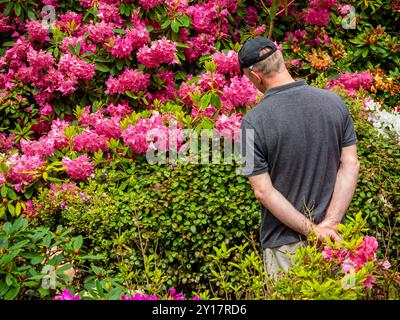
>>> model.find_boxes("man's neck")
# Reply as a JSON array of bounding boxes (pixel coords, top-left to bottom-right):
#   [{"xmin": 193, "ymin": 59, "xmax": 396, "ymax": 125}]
[{"xmin": 264, "ymin": 72, "xmax": 295, "ymax": 91}]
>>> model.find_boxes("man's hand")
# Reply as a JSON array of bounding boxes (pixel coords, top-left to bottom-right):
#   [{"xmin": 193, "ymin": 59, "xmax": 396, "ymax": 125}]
[
  {"xmin": 318, "ymin": 219, "xmax": 339, "ymax": 233},
  {"xmin": 313, "ymin": 225, "xmax": 340, "ymax": 244}
]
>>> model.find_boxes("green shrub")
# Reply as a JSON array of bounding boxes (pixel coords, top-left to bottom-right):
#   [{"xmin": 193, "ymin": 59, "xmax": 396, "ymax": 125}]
[
  {"xmin": 34, "ymin": 158, "xmax": 259, "ymax": 293},
  {"xmin": 208, "ymin": 213, "xmax": 400, "ymax": 300},
  {"xmin": 0, "ymin": 216, "xmax": 101, "ymax": 300}
]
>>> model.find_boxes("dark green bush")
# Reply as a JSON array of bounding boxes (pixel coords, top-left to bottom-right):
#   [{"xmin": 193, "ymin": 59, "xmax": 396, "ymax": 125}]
[
  {"xmin": 35, "ymin": 159, "xmax": 260, "ymax": 293},
  {"xmin": 348, "ymin": 108, "xmax": 400, "ymax": 261}
]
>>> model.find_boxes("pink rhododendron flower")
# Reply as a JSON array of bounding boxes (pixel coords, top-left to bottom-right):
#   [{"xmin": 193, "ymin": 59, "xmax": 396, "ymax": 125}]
[
  {"xmin": 62, "ymin": 155, "xmax": 94, "ymax": 181},
  {"xmin": 327, "ymin": 71, "xmax": 374, "ymax": 95},
  {"xmin": 106, "ymin": 101, "xmax": 132, "ymax": 120},
  {"xmin": 93, "ymin": 118, "xmax": 122, "ymax": 140},
  {"xmin": 61, "ymin": 36, "xmax": 97, "ymax": 55},
  {"xmin": 78, "ymin": 106, "xmax": 105, "ymax": 127},
  {"xmin": 20, "ymin": 137, "xmax": 55, "ymax": 159},
  {"xmin": 6, "ymin": 153, "xmax": 45, "ymax": 190},
  {"xmin": 26, "ymin": 20, "xmax": 50, "ymax": 43},
  {"xmin": 0, "ymin": 133, "xmax": 16, "ymax": 151},
  {"xmin": 198, "ymin": 71, "xmax": 227, "ymax": 91},
  {"xmin": 137, "ymin": 37, "xmax": 178, "ymax": 68},
  {"xmin": 122, "ymin": 112, "xmax": 183, "ymax": 154},
  {"xmin": 97, "ymin": 2, "xmax": 124, "ymax": 24},
  {"xmin": 362, "ymin": 275, "xmax": 376, "ymax": 289},
  {"xmin": 215, "ymin": 113, "xmax": 242, "ymax": 141},
  {"xmin": 191, "ymin": 105, "xmax": 217, "ymax": 119},
  {"xmin": 80, "ymin": 0, "xmax": 94, "ymax": 8},
  {"xmin": 58, "ymin": 53, "xmax": 96, "ymax": 80},
  {"xmin": 178, "ymin": 80, "xmax": 202, "ymax": 106},
  {"xmin": 87, "ymin": 21, "xmax": 116, "ymax": 44},
  {"xmin": 145, "ymin": 71, "xmax": 177, "ymax": 103},
  {"xmin": 0, "ymin": 172, "xmax": 5, "ymax": 186},
  {"xmin": 138, "ymin": 0, "xmax": 163, "ymax": 9},
  {"xmin": 212, "ymin": 50, "xmax": 240, "ymax": 76},
  {"xmin": 379, "ymin": 260, "xmax": 391, "ymax": 270},
  {"xmin": 56, "ymin": 12, "xmax": 83, "ymax": 34},
  {"xmin": 73, "ymin": 129, "xmax": 109, "ymax": 153},
  {"xmin": 285, "ymin": 29, "xmax": 308, "ymax": 43},
  {"xmin": 184, "ymin": 34, "xmax": 215, "ymax": 63},
  {"xmin": 221, "ymin": 76, "xmax": 259, "ymax": 111},
  {"xmin": 22, "ymin": 199, "xmax": 38, "ymax": 220},
  {"xmin": 54, "ymin": 290, "xmax": 81, "ymax": 300},
  {"xmin": 246, "ymin": 6, "xmax": 259, "ymax": 26},
  {"xmin": 254, "ymin": 24, "xmax": 267, "ymax": 36},
  {"xmin": 105, "ymin": 68, "xmax": 150, "ymax": 94}
]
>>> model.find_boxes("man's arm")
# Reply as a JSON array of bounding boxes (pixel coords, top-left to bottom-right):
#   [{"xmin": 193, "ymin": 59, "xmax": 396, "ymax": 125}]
[
  {"xmin": 248, "ymin": 172, "xmax": 340, "ymax": 242},
  {"xmin": 319, "ymin": 145, "xmax": 360, "ymax": 230}
]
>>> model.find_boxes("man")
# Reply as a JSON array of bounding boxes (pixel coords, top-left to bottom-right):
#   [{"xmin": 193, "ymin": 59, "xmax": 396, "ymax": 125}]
[{"xmin": 238, "ymin": 37, "xmax": 360, "ymax": 279}]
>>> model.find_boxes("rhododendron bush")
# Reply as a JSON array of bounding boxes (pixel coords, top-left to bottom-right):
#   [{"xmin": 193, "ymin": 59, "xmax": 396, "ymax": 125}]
[{"xmin": 0, "ymin": 0, "xmax": 399, "ymax": 300}]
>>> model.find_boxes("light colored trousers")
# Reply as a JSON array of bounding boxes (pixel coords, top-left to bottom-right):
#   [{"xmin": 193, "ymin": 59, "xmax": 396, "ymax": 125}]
[{"xmin": 263, "ymin": 241, "xmax": 306, "ymax": 280}]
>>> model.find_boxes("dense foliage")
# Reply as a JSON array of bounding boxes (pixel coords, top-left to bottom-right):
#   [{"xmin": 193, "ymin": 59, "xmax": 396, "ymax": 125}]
[{"xmin": 0, "ymin": 0, "xmax": 399, "ymax": 299}]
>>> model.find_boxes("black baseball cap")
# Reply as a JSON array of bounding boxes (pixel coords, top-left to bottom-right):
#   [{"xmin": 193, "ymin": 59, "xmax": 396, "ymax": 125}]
[{"xmin": 238, "ymin": 37, "xmax": 277, "ymax": 75}]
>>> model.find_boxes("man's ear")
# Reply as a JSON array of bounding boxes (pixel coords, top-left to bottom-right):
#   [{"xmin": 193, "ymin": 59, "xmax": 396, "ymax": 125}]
[{"xmin": 251, "ymin": 70, "xmax": 264, "ymax": 85}]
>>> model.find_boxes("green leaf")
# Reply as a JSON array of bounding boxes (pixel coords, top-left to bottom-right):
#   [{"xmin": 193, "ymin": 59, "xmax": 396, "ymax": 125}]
[
  {"xmin": 68, "ymin": 44, "xmax": 76, "ymax": 55},
  {"xmin": 7, "ymin": 188, "xmax": 17, "ymax": 201},
  {"xmin": 96, "ymin": 63, "xmax": 109, "ymax": 72},
  {"xmin": 4, "ymin": 2, "xmax": 13, "ymax": 16},
  {"xmin": 7, "ymin": 203, "xmax": 15, "ymax": 216},
  {"xmin": 200, "ymin": 93, "xmax": 212, "ymax": 110},
  {"xmin": 1, "ymin": 185, "xmax": 8, "ymax": 198},
  {"xmin": 4, "ymin": 285, "xmax": 20, "ymax": 300},
  {"xmin": 27, "ymin": 10, "xmax": 36, "ymax": 20},
  {"xmin": 171, "ymin": 20, "xmax": 179, "ymax": 33},
  {"xmin": 161, "ymin": 18, "xmax": 171, "ymax": 29},
  {"xmin": 14, "ymin": 3, "xmax": 21, "ymax": 16},
  {"xmin": 75, "ymin": 42, "xmax": 81, "ymax": 55}
]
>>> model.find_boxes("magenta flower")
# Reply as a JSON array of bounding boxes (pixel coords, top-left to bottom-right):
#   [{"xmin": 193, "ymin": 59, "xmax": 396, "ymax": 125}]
[
  {"xmin": 215, "ymin": 113, "xmax": 242, "ymax": 141},
  {"xmin": 0, "ymin": 172, "xmax": 5, "ymax": 186},
  {"xmin": 62, "ymin": 155, "xmax": 94, "ymax": 181},
  {"xmin": 26, "ymin": 20, "xmax": 50, "ymax": 43},
  {"xmin": 73, "ymin": 129, "xmax": 109, "ymax": 153},
  {"xmin": 137, "ymin": 37, "xmax": 178, "ymax": 68},
  {"xmin": 105, "ymin": 68, "xmax": 150, "ymax": 95},
  {"xmin": 212, "ymin": 50, "xmax": 240, "ymax": 76},
  {"xmin": 54, "ymin": 290, "xmax": 81, "ymax": 300}
]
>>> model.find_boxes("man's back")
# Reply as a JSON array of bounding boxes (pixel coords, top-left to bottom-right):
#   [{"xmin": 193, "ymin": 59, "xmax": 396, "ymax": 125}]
[{"xmin": 241, "ymin": 80, "xmax": 357, "ymax": 248}]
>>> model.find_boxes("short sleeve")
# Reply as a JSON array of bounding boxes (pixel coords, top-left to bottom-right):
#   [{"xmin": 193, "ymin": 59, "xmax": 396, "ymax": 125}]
[
  {"xmin": 342, "ymin": 109, "xmax": 357, "ymax": 147},
  {"xmin": 239, "ymin": 119, "xmax": 269, "ymax": 177}
]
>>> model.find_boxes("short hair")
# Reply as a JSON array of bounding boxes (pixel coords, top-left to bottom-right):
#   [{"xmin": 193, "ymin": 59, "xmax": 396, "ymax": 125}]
[{"xmin": 252, "ymin": 48, "xmax": 285, "ymax": 77}]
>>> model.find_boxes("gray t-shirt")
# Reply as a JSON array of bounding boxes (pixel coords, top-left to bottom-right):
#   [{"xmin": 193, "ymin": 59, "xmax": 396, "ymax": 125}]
[{"xmin": 240, "ymin": 80, "xmax": 357, "ymax": 248}]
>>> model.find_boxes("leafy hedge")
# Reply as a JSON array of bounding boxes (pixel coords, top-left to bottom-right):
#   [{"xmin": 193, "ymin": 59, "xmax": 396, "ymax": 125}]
[
  {"xmin": 30, "ymin": 103, "xmax": 400, "ymax": 294},
  {"xmin": 34, "ymin": 158, "xmax": 260, "ymax": 293}
]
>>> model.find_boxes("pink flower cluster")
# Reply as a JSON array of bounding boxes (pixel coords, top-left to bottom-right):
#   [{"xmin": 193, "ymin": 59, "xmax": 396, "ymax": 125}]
[
  {"xmin": 145, "ymin": 71, "xmax": 177, "ymax": 104},
  {"xmin": 221, "ymin": 75, "xmax": 259, "ymax": 111},
  {"xmin": 106, "ymin": 24, "xmax": 150, "ymax": 59},
  {"xmin": 54, "ymin": 290, "xmax": 81, "ymax": 300},
  {"xmin": 137, "ymin": 37, "xmax": 178, "ymax": 68},
  {"xmin": 73, "ymin": 129, "xmax": 108, "ymax": 153},
  {"xmin": 304, "ymin": 0, "xmax": 338, "ymax": 27},
  {"xmin": 215, "ymin": 113, "xmax": 242, "ymax": 141},
  {"xmin": 26, "ymin": 20, "xmax": 50, "ymax": 43},
  {"xmin": 137, "ymin": 0, "xmax": 163, "ymax": 10},
  {"xmin": 105, "ymin": 68, "xmax": 150, "ymax": 94},
  {"xmin": 327, "ymin": 71, "xmax": 374, "ymax": 95},
  {"xmin": 212, "ymin": 50, "xmax": 240, "ymax": 76},
  {"xmin": 6, "ymin": 153, "xmax": 45, "ymax": 192},
  {"xmin": 122, "ymin": 111, "xmax": 184, "ymax": 154},
  {"xmin": 322, "ymin": 236, "xmax": 390, "ymax": 289},
  {"xmin": 184, "ymin": 33, "xmax": 215, "ymax": 63},
  {"xmin": 20, "ymin": 119, "xmax": 70, "ymax": 159},
  {"xmin": 62, "ymin": 154, "xmax": 94, "ymax": 181},
  {"xmin": 121, "ymin": 288, "xmax": 200, "ymax": 300}
]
